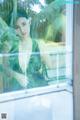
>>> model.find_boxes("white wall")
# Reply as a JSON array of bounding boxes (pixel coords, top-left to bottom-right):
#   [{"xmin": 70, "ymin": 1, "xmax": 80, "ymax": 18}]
[
  {"xmin": 0, "ymin": 91, "xmax": 73, "ymax": 120},
  {"xmin": 66, "ymin": 3, "xmax": 73, "ymax": 82}
]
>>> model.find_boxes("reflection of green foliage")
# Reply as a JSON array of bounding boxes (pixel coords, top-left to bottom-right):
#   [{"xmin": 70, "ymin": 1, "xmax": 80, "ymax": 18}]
[
  {"xmin": 31, "ymin": 0, "xmax": 65, "ymax": 42},
  {"xmin": 0, "ymin": 29, "xmax": 19, "ymax": 53},
  {"xmin": 0, "ymin": 0, "xmax": 13, "ymax": 24},
  {"xmin": 45, "ymin": 14, "xmax": 65, "ymax": 41},
  {"xmin": 0, "ymin": 17, "xmax": 19, "ymax": 52},
  {"xmin": 46, "ymin": 0, "xmax": 55, "ymax": 4},
  {"xmin": 0, "ymin": 0, "xmax": 66, "ymax": 43},
  {"xmin": 0, "ymin": 17, "xmax": 8, "ymax": 34}
]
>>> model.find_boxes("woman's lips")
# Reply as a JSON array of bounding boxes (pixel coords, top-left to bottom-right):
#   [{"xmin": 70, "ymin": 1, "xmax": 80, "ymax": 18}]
[{"xmin": 22, "ymin": 32, "xmax": 27, "ymax": 36}]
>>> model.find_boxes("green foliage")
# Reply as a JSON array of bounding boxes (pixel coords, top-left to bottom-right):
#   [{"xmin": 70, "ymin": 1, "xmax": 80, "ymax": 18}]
[
  {"xmin": 0, "ymin": 0, "xmax": 13, "ymax": 24},
  {"xmin": 0, "ymin": 0, "xmax": 66, "ymax": 43},
  {"xmin": 46, "ymin": 0, "xmax": 55, "ymax": 4},
  {"xmin": 0, "ymin": 17, "xmax": 19, "ymax": 53},
  {"xmin": 30, "ymin": 0, "xmax": 66, "ymax": 42}
]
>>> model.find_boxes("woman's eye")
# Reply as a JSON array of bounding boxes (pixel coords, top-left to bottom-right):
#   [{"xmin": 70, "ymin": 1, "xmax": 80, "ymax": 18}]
[
  {"xmin": 22, "ymin": 22, "xmax": 26, "ymax": 26},
  {"xmin": 15, "ymin": 25, "xmax": 19, "ymax": 30}
]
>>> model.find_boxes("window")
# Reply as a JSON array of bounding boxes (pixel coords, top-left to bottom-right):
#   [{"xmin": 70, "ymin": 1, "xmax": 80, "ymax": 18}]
[{"xmin": 0, "ymin": 0, "xmax": 73, "ymax": 94}]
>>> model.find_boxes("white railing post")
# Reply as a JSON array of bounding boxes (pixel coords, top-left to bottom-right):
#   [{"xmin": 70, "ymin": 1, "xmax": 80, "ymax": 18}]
[
  {"xmin": 56, "ymin": 53, "xmax": 59, "ymax": 87},
  {"xmin": 66, "ymin": 1, "xmax": 73, "ymax": 85}
]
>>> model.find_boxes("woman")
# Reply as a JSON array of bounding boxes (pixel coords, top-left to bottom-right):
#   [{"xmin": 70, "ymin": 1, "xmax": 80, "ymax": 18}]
[{"xmin": 6, "ymin": 10, "xmax": 53, "ymax": 91}]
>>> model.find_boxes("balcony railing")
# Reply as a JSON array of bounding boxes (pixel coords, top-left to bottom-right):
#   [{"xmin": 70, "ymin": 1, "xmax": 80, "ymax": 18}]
[{"xmin": 0, "ymin": 51, "xmax": 72, "ymax": 93}]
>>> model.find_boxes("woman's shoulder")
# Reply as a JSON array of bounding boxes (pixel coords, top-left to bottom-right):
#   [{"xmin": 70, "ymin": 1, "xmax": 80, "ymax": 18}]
[
  {"xmin": 36, "ymin": 39, "xmax": 47, "ymax": 51},
  {"xmin": 10, "ymin": 42, "xmax": 19, "ymax": 53}
]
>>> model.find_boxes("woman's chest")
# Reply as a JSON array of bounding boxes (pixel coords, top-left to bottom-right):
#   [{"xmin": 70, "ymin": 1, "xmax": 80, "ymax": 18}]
[{"xmin": 19, "ymin": 43, "xmax": 32, "ymax": 73}]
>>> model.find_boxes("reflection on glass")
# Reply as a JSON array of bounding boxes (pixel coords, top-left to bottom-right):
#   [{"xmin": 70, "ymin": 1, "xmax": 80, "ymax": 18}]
[
  {"xmin": 0, "ymin": 0, "xmax": 72, "ymax": 94},
  {"xmin": 0, "ymin": 49, "xmax": 68, "ymax": 93}
]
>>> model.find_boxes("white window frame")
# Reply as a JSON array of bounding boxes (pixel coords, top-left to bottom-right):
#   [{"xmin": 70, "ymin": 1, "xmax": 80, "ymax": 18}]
[{"xmin": 0, "ymin": 2, "xmax": 73, "ymax": 102}]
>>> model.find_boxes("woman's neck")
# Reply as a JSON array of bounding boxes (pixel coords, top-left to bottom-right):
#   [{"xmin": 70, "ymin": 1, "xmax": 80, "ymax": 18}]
[
  {"xmin": 20, "ymin": 37, "xmax": 32, "ymax": 44},
  {"xmin": 19, "ymin": 37, "xmax": 32, "ymax": 51}
]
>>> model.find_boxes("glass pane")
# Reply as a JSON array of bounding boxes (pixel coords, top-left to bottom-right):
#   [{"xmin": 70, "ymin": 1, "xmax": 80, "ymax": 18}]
[
  {"xmin": 0, "ymin": 0, "xmax": 72, "ymax": 94},
  {"xmin": 0, "ymin": 1, "xmax": 73, "ymax": 120}
]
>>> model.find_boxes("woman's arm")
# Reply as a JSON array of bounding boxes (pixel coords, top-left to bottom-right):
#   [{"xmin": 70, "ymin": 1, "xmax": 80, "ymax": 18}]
[
  {"xmin": 11, "ymin": 69, "xmax": 28, "ymax": 88},
  {"xmin": 38, "ymin": 40, "xmax": 53, "ymax": 69},
  {"xmin": 3, "ymin": 65, "xmax": 28, "ymax": 88}
]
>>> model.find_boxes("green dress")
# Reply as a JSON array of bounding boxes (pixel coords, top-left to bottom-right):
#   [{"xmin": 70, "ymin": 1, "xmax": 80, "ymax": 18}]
[{"xmin": 4, "ymin": 40, "xmax": 48, "ymax": 92}]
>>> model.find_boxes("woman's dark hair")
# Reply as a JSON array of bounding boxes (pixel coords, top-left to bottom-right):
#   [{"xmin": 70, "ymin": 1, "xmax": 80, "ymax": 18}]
[
  {"xmin": 12, "ymin": 9, "xmax": 29, "ymax": 27},
  {"xmin": 15, "ymin": 9, "xmax": 32, "ymax": 36},
  {"xmin": 16, "ymin": 9, "xmax": 29, "ymax": 20}
]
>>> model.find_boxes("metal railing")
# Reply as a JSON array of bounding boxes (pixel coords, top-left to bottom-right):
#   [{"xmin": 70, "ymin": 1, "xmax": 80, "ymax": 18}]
[
  {"xmin": 0, "ymin": 51, "xmax": 72, "ymax": 93},
  {"xmin": 45, "ymin": 51, "xmax": 72, "ymax": 85}
]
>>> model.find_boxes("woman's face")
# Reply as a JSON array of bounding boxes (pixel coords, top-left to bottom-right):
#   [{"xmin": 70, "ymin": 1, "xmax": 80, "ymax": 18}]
[{"xmin": 15, "ymin": 17, "xmax": 30, "ymax": 39}]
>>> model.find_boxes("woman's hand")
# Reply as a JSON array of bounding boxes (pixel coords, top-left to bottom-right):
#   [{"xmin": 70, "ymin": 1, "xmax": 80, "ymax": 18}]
[
  {"xmin": 16, "ymin": 73, "xmax": 28, "ymax": 88},
  {"xmin": 10, "ymin": 69, "xmax": 28, "ymax": 88}
]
